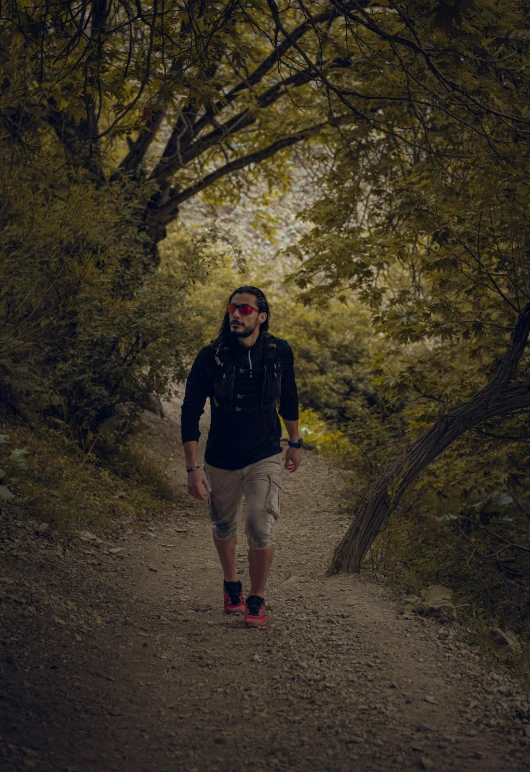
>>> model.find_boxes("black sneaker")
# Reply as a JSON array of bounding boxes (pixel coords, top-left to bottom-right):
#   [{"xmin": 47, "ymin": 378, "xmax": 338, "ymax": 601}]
[
  {"xmin": 223, "ymin": 580, "xmax": 245, "ymax": 613},
  {"xmin": 244, "ymin": 595, "xmax": 267, "ymax": 627}
]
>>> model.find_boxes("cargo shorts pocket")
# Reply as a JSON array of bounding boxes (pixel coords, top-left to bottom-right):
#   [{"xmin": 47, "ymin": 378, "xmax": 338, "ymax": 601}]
[
  {"xmin": 266, "ymin": 475, "xmax": 281, "ymax": 517},
  {"xmin": 207, "ymin": 491, "xmax": 215, "ymax": 519},
  {"xmin": 208, "ymin": 492, "xmax": 227, "ymax": 524}
]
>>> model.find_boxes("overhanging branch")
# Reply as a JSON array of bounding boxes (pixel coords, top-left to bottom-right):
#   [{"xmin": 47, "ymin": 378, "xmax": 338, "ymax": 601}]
[
  {"xmin": 154, "ymin": 117, "xmax": 349, "ymax": 226},
  {"xmin": 149, "ymin": 66, "xmax": 317, "ymax": 189}
]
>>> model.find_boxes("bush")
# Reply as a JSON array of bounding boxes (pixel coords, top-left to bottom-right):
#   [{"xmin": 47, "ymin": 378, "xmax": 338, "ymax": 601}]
[
  {"xmin": 0, "ymin": 149, "xmax": 202, "ymax": 445},
  {"xmin": 362, "ymin": 429, "xmax": 530, "ymax": 684}
]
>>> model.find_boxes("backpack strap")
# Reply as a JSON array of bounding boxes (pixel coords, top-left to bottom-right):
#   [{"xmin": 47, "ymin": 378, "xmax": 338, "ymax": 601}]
[
  {"xmin": 261, "ymin": 334, "xmax": 281, "ymax": 409},
  {"xmin": 263, "ymin": 333, "xmax": 277, "ymax": 368},
  {"xmin": 213, "ymin": 341, "xmax": 235, "ymax": 409}
]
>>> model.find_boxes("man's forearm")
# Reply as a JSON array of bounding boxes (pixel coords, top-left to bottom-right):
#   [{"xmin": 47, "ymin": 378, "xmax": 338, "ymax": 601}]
[
  {"xmin": 183, "ymin": 441, "xmax": 199, "ymax": 469},
  {"xmin": 282, "ymin": 419, "xmax": 300, "ymax": 442}
]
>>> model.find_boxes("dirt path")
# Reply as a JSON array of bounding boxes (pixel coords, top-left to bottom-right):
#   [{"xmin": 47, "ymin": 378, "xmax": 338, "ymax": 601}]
[{"xmin": 1, "ymin": 399, "xmax": 530, "ymax": 771}]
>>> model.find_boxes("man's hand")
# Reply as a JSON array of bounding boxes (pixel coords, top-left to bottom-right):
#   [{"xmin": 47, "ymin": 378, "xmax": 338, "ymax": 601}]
[
  {"xmin": 284, "ymin": 446, "xmax": 301, "ymax": 473},
  {"xmin": 187, "ymin": 468, "xmax": 211, "ymax": 502}
]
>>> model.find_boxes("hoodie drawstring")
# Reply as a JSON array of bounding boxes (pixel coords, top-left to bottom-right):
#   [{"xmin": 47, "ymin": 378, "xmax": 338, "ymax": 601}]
[{"xmin": 248, "ymin": 349, "xmax": 252, "ymax": 378}]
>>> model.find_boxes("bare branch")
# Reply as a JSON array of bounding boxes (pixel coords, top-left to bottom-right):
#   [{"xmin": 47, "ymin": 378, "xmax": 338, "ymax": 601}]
[
  {"xmin": 149, "ymin": 66, "xmax": 317, "ymax": 191},
  {"xmin": 458, "ymin": 516, "xmax": 530, "ymax": 554},
  {"xmin": 155, "ymin": 116, "xmax": 350, "ymax": 226}
]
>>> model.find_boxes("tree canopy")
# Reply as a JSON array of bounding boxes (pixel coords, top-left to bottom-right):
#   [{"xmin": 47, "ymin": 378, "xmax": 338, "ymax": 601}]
[{"xmin": 5, "ymin": 0, "xmax": 528, "ymax": 261}]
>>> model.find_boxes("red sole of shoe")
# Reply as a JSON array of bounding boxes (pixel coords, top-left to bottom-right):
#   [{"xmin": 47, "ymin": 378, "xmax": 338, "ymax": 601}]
[
  {"xmin": 244, "ymin": 618, "xmax": 268, "ymax": 627},
  {"xmin": 224, "ymin": 607, "xmax": 245, "ymax": 614}
]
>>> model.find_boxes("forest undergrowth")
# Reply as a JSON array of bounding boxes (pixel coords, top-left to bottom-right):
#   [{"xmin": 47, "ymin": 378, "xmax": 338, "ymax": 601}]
[{"xmin": 0, "ymin": 419, "xmax": 183, "ymax": 537}]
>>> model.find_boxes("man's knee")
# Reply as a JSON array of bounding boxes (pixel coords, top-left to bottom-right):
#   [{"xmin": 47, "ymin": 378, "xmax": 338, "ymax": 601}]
[
  {"xmin": 212, "ymin": 521, "xmax": 238, "ymax": 541},
  {"xmin": 245, "ymin": 513, "xmax": 275, "ymax": 549},
  {"xmin": 248, "ymin": 538, "xmax": 275, "ymax": 550}
]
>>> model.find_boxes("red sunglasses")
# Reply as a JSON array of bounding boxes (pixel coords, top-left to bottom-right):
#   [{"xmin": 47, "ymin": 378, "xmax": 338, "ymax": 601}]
[{"xmin": 227, "ymin": 303, "xmax": 259, "ymax": 316}]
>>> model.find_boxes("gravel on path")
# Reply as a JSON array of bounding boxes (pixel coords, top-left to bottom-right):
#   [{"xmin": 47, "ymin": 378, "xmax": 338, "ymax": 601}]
[{"xmin": 1, "ymin": 400, "xmax": 529, "ymax": 771}]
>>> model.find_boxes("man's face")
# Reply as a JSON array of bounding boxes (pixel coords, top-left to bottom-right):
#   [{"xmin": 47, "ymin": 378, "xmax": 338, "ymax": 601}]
[{"xmin": 228, "ymin": 292, "xmax": 267, "ymax": 339}]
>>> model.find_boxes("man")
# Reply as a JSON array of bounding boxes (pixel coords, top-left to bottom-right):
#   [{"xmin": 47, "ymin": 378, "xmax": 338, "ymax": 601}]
[{"xmin": 181, "ymin": 286, "xmax": 302, "ymax": 628}]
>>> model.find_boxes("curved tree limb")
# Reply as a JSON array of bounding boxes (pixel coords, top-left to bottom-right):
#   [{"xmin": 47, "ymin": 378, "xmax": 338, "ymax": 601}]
[
  {"xmin": 328, "ymin": 302, "xmax": 530, "ymax": 574},
  {"xmin": 114, "ymin": 0, "xmax": 208, "ymax": 177}
]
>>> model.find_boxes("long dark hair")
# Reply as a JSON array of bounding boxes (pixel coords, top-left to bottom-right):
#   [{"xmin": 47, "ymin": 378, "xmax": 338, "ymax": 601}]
[{"xmin": 215, "ymin": 286, "xmax": 270, "ymax": 344}]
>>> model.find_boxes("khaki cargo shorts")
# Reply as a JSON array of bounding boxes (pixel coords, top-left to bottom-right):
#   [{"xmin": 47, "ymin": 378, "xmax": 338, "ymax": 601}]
[{"xmin": 204, "ymin": 454, "xmax": 282, "ymax": 550}]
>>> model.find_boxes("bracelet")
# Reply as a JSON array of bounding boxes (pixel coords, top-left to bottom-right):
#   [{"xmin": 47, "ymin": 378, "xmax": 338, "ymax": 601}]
[
  {"xmin": 288, "ymin": 438, "xmax": 303, "ymax": 448},
  {"xmin": 186, "ymin": 465, "xmax": 200, "ymax": 473}
]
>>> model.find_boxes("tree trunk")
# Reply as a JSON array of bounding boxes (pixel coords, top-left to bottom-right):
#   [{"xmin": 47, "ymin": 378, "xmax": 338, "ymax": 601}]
[{"xmin": 328, "ymin": 303, "xmax": 530, "ymax": 574}]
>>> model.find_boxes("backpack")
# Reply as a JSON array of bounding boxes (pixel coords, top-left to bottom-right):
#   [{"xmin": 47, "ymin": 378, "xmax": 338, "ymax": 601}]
[{"xmin": 212, "ymin": 333, "xmax": 282, "ymax": 412}]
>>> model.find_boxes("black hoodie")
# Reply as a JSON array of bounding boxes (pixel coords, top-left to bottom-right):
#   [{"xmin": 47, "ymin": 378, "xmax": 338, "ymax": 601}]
[{"xmin": 181, "ymin": 333, "xmax": 299, "ymax": 470}]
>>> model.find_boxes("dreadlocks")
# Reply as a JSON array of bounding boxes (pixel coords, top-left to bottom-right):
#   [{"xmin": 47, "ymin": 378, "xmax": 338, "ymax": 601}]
[{"xmin": 215, "ymin": 286, "xmax": 270, "ymax": 344}]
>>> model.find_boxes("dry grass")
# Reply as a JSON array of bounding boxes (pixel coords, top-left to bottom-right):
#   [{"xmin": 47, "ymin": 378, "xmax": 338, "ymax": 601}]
[{"xmin": 0, "ymin": 419, "xmax": 182, "ymax": 536}]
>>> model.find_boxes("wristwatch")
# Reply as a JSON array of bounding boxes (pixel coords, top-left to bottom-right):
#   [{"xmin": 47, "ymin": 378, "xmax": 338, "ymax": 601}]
[{"xmin": 287, "ymin": 438, "xmax": 303, "ymax": 448}]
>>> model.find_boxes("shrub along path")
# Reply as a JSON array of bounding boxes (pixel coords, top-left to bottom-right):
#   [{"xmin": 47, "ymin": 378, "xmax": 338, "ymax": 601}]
[{"xmin": 1, "ymin": 397, "xmax": 530, "ymax": 771}]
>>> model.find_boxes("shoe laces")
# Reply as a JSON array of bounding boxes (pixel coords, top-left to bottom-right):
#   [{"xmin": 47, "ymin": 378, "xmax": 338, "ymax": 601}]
[
  {"xmin": 246, "ymin": 595, "xmax": 264, "ymax": 614},
  {"xmin": 224, "ymin": 580, "xmax": 242, "ymax": 604}
]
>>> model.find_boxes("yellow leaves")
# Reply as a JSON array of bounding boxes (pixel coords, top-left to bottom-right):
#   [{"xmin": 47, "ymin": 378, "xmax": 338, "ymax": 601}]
[
  {"xmin": 296, "ymin": 407, "xmax": 352, "ymax": 460},
  {"xmin": 64, "ymin": 102, "xmax": 86, "ymax": 123},
  {"xmin": 405, "ymin": 586, "xmax": 457, "ymax": 619},
  {"xmin": 229, "ymin": 50, "xmax": 244, "ymax": 70}
]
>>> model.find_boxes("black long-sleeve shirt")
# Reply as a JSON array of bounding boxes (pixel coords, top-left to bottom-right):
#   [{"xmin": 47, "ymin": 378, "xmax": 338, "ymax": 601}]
[{"xmin": 181, "ymin": 333, "xmax": 299, "ymax": 470}]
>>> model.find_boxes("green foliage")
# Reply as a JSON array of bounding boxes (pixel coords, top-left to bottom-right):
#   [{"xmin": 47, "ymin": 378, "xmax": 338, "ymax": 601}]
[
  {"xmin": 288, "ymin": 1, "xmax": 530, "ymax": 392},
  {"xmin": 2, "ymin": 1, "xmax": 377, "ymax": 449},
  {"xmin": 268, "ymin": 0, "xmax": 530, "ymax": 676},
  {"xmin": 273, "ymin": 299, "xmax": 376, "ymax": 426},
  {"xmin": 364, "ymin": 467, "xmax": 530, "ymax": 651},
  {"xmin": 0, "ymin": 0, "xmax": 357, "ymax": 236},
  {"xmin": 296, "ymin": 407, "xmax": 351, "ymax": 459},
  {"xmin": 0, "ymin": 150, "xmax": 202, "ymax": 444}
]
